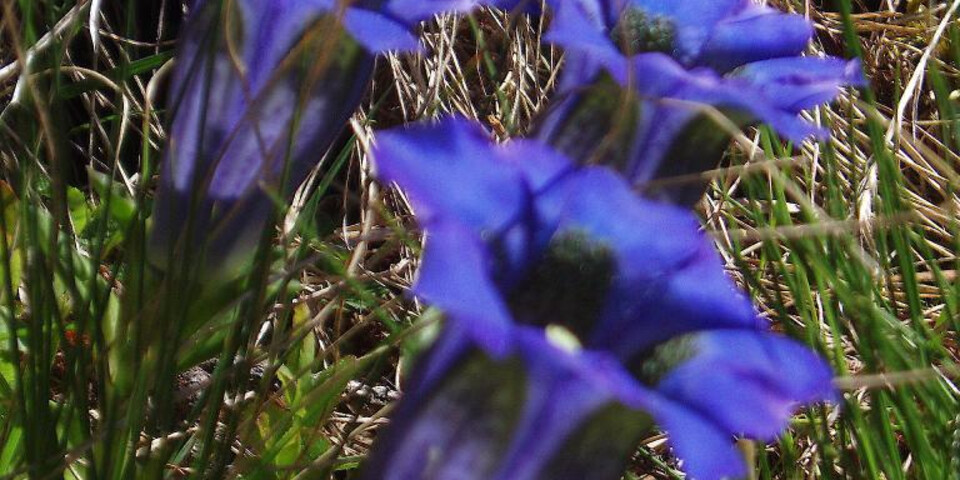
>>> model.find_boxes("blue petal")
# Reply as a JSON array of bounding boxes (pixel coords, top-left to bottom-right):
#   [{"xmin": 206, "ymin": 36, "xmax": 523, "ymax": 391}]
[
  {"xmin": 624, "ymin": 99, "xmax": 698, "ymax": 184},
  {"xmin": 628, "ymin": 53, "xmax": 825, "ymax": 142},
  {"xmin": 359, "ymin": 332, "xmax": 528, "ymax": 480},
  {"xmin": 372, "ymin": 119, "xmax": 581, "ymax": 350},
  {"xmin": 343, "ymin": 7, "xmax": 422, "ymax": 53},
  {"xmin": 549, "ymin": 167, "xmax": 707, "ymax": 268},
  {"xmin": 492, "ymin": 328, "xmax": 644, "ymax": 478},
  {"xmin": 699, "ymin": 5, "xmax": 812, "ymax": 72},
  {"xmin": 382, "ymin": 0, "xmax": 488, "ymax": 24},
  {"xmin": 363, "ymin": 324, "xmax": 654, "ymax": 480},
  {"xmin": 631, "ymin": 0, "xmax": 742, "ymax": 27},
  {"xmin": 349, "ymin": 0, "xmax": 525, "ymax": 51},
  {"xmin": 644, "ymin": 397, "xmax": 749, "ymax": 480},
  {"xmin": 628, "ymin": 0, "xmax": 743, "ymax": 63},
  {"xmin": 555, "ymin": 52, "xmax": 610, "ymax": 96},
  {"xmin": 372, "ymin": 117, "xmax": 529, "ymax": 233},
  {"xmin": 515, "ymin": 325, "xmax": 656, "ymax": 414},
  {"xmin": 414, "ymin": 219, "xmax": 515, "ymax": 357},
  {"xmin": 657, "ymin": 240, "xmax": 763, "ymax": 330},
  {"xmin": 237, "ymin": 0, "xmax": 336, "ymax": 90},
  {"xmin": 499, "ymin": 139, "xmax": 575, "ymax": 192},
  {"xmin": 491, "ymin": 0, "xmax": 545, "ymax": 15},
  {"xmin": 735, "ymin": 57, "xmax": 866, "ymax": 112},
  {"xmin": 543, "ymin": 167, "xmax": 761, "ymax": 356},
  {"xmin": 150, "ymin": 0, "xmax": 373, "ymax": 276},
  {"xmin": 497, "ymin": 139, "xmax": 578, "ymax": 261},
  {"xmin": 544, "ymin": 0, "xmax": 629, "ymax": 82},
  {"xmin": 656, "ymin": 330, "xmax": 836, "ymax": 440}
]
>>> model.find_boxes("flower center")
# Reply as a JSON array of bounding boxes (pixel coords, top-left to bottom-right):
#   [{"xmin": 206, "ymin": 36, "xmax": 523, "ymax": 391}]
[
  {"xmin": 610, "ymin": 8, "xmax": 676, "ymax": 55},
  {"xmin": 507, "ymin": 230, "xmax": 616, "ymax": 341},
  {"xmin": 632, "ymin": 334, "xmax": 699, "ymax": 386}
]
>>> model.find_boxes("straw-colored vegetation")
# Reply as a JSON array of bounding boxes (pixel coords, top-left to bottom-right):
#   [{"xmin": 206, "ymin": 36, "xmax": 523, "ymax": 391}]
[{"xmin": 0, "ymin": 0, "xmax": 957, "ymax": 478}]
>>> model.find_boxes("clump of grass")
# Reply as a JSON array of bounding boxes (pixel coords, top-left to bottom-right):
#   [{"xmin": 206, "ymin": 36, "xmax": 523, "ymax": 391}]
[{"xmin": 0, "ymin": 1, "xmax": 957, "ymax": 479}]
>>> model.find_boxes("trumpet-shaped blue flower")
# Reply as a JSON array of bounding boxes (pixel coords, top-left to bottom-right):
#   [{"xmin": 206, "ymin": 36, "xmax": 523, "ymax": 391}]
[
  {"xmin": 150, "ymin": 0, "xmax": 499, "ymax": 277},
  {"xmin": 531, "ymin": 0, "xmax": 865, "ymax": 205},
  {"xmin": 363, "ymin": 117, "xmax": 835, "ymax": 479}
]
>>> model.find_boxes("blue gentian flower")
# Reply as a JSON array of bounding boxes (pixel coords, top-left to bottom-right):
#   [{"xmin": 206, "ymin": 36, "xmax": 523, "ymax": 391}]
[
  {"xmin": 531, "ymin": 0, "xmax": 866, "ymax": 205},
  {"xmin": 150, "ymin": 0, "xmax": 497, "ymax": 277},
  {"xmin": 363, "ymin": 117, "xmax": 835, "ymax": 480}
]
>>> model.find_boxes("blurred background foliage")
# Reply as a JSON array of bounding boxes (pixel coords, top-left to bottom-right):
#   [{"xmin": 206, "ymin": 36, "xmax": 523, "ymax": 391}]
[{"xmin": 0, "ymin": 0, "xmax": 958, "ymax": 478}]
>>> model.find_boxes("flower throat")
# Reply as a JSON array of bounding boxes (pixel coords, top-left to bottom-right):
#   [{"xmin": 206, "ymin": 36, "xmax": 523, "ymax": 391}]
[
  {"xmin": 610, "ymin": 8, "xmax": 675, "ymax": 55},
  {"xmin": 507, "ymin": 230, "xmax": 616, "ymax": 342}
]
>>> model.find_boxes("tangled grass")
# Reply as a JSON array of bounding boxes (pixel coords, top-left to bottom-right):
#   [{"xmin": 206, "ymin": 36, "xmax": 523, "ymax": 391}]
[{"xmin": 0, "ymin": 0, "xmax": 957, "ymax": 478}]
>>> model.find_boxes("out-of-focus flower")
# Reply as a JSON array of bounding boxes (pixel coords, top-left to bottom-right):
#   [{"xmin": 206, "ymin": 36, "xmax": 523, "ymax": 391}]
[
  {"xmin": 532, "ymin": 0, "xmax": 865, "ymax": 205},
  {"xmin": 362, "ymin": 117, "xmax": 835, "ymax": 480},
  {"xmin": 361, "ymin": 326, "xmax": 656, "ymax": 480},
  {"xmin": 150, "ymin": 0, "xmax": 497, "ymax": 278}
]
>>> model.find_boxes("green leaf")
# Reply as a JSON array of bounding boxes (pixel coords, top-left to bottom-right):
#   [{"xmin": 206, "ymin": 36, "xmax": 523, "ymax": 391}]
[
  {"xmin": 0, "ymin": 425, "xmax": 23, "ymax": 472},
  {"xmin": 66, "ymin": 187, "xmax": 89, "ymax": 234},
  {"xmin": 86, "ymin": 167, "xmax": 136, "ymax": 226}
]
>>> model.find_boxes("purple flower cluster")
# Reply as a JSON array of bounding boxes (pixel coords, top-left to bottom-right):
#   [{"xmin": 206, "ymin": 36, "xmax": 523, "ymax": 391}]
[
  {"xmin": 150, "ymin": 1, "xmax": 862, "ymax": 478},
  {"xmin": 536, "ymin": 0, "xmax": 866, "ymax": 205},
  {"xmin": 150, "ymin": 0, "xmax": 496, "ymax": 277},
  {"xmin": 362, "ymin": 117, "xmax": 834, "ymax": 480},
  {"xmin": 356, "ymin": 2, "xmax": 862, "ymax": 478}
]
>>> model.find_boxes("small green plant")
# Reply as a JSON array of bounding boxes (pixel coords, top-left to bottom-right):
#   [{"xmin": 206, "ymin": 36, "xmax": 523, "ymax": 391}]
[{"xmin": 0, "ymin": 0, "xmax": 956, "ymax": 479}]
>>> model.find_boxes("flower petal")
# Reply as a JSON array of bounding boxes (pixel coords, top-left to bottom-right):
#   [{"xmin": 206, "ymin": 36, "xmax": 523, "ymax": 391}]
[
  {"xmin": 343, "ymin": 7, "xmax": 423, "ymax": 53},
  {"xmin": 414, "ymin": 220, "xmax": 516, "ymax": 356},
  {"xmin": 699, "ymin": 5, "xmax": 813, "ymax": 72},
  {"xmin": 735, "ymin": 56, "xmax": 866, "ymax": 112},
  {"xmin": 383, "ymin": 0, "xmax": 488, "ymax": 23},
  {"xmin": 363, "ymin": 325, "xmax": 654, "ymax": 480},
  {"xmin": 360, "ymin": 334, "xmax": 528, "ymax": 480},
  {"xmin": 628, "ymin": 53, "xmax": 825, "ymax": 142},
  {"xmin": 646, "ymin": 398, "xmax": 749, "ymax": 480},
  {"xmin": 656, "ymin": 330, "xmax": 836, "ymax": 440},
  {"xmin": 372, "ymin": 117, "xmax": 529, "ymax": 232},
  {"xmin": 543, "ymin": 167, "xmax": 761, "ymax": 356},
  {"xmin": 150, "ymin": 0, "xmax": 372, "ymax": 277},
  {"xmin": 629, "ymin": 0, "xmax": 743, "ymax": 63},
  {"xmin": 544, "ymin": 0, "xmax": 629, "ymax": 82}
]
